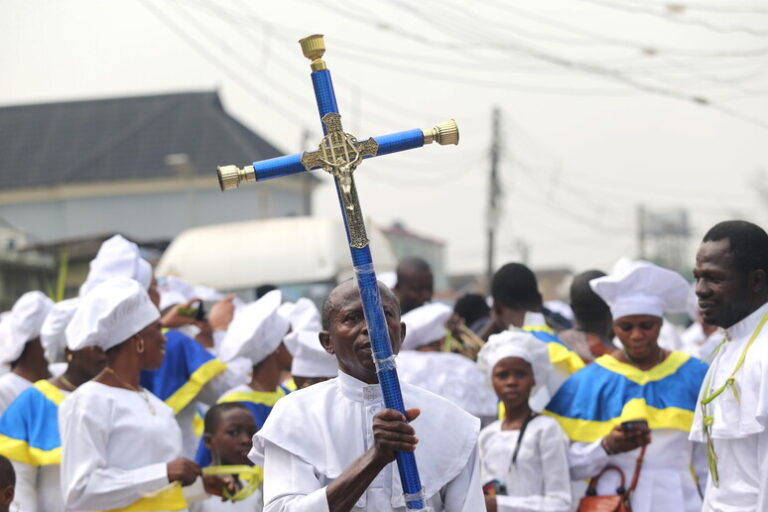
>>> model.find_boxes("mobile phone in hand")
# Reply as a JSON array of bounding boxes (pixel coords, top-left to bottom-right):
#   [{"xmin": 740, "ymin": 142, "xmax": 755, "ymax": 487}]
[{"xmin": 621, "ymin": 419, "xmax": 649, "ymax": 433}]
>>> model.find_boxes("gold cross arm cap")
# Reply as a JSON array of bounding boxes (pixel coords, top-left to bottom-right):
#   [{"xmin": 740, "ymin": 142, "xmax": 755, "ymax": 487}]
[
  {"xmin": 217, "ymin": 164, "xmax": 255, "ymax": 191},
  {"xmin": 423, "ymin": 120, "xmax": 459, "ymax": 146}
]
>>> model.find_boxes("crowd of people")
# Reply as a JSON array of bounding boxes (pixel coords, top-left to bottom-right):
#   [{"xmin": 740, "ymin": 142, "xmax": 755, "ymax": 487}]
[{"xmin": 0, "ymin": 219, "xmax": 766, "ymax": 512}]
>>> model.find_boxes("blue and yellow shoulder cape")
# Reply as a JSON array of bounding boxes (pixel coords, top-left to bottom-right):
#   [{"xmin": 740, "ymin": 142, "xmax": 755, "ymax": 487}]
[
  {"xmin": 523, "ymin": 325, "xmax": 585, "ymax": 376},
  {"xmin": 0, "ymin": 380, "xmax": 66, "ymax": 466},
  {"xmin": 544, "ymin": 351, "xmax": 708, "ymax": 443},
  {"xmin": 194, "ymin": 383, "xmax": 291, "ymax": 466},
  {"xmin": 140, "ymin": 329, "xmax": 227, "ymax": 414}
]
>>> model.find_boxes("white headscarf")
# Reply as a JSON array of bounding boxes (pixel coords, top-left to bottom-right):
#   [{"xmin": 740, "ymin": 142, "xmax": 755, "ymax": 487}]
[
  {"xmin": 401, "ymin": 302, "xmax": 453, "ymax": 350},
  {"xmin": 67, "ymin": 277, "xmax": 159, "ymax": 351},
  {"xmin": 40, "ymin": 297, "xmax": 80, "ymax": 363},
  {"xmin": 79, "ymin": 235, "xmax": 153, "ymax": 296},
  {"xmin": 290, "ymin": 331, "xmax": 338, "ymax": 378},
  {"xmin": 218, "ymin": 290, "xmax": 289, "ymax": 365},
  {"xmin": 157, "ymin": 276, "xmax": 195, "ymax": 312},
  {"xmin": 477, "ymin": 330, "xmax": 552, "ymax": 394},
  {"xmin": 0, "ymin": 291, "xmax": 54, "ymax": 364},
  {"xmin": 283, "ymin": 298, "xmax": 322, "ymax": 356},
  {"xmin": 590, "ymin": 261, "xmax": 689, "ymax": 320}
]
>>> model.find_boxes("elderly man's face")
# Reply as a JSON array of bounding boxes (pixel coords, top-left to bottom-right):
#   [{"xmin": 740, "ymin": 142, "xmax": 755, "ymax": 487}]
[
  {"xmin": 320, "ymin": 283, "xmax": 404, "ymax": 384},
  {"xmin": 694, "ymin": 239, "xmax": 756, "ymax": 328}
]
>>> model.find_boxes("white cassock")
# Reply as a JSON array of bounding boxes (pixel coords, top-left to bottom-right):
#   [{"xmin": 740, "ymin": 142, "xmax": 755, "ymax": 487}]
[
  {"xmin": 479, "ymin": 417, "xmax": 571, "ymax": 512},
  {"xmin": 396, "ymin": 351, "xmax": 498, "ymax": 419},
  {"xmin": 254, "ymin": 370, "xmax": 485, "ymax": 512},
  {"xmin": 570, "ymin": 429, "xmax": 705, "ymax": 512},
  {"xmin": 59, "ymin": 380, "xmax": 194, "ymax": 512},
  {"xmin": 0, "ymin": 372, "xmax": 32, "ymax": 414},
  {"xmin": 690, "ymin": 303, "xmax": 768, "ymax": 512}
]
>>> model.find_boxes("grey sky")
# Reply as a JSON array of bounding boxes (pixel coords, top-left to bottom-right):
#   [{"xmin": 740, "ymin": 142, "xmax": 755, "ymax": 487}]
[{"xmin": 2, "ymin": 0, "xmax": 767, "ymax": 275}]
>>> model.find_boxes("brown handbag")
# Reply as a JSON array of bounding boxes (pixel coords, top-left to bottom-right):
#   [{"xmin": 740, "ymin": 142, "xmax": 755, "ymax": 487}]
[{"xmin": 576, "ymin": 445, "xmax": 646, "ymax": 512}]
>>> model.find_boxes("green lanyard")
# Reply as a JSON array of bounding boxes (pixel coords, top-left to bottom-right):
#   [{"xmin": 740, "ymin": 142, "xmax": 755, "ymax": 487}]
[{"xmin": 699, "ymin": 311, "xmax": 768, "ymax": 487}]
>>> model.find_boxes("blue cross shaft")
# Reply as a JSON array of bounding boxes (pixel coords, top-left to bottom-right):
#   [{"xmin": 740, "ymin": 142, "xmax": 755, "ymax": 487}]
[{"xmin": 310, "ymin": 68, "xmax": 426, "ymax": 511}]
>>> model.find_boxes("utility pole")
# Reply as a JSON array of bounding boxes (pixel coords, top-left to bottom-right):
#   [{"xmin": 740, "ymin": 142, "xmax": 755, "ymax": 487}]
[
  {"xmin": 486, "ymin": 107, "xmax": 502, "ymax": 291},
  {"xmin": 636, "ymin": 204, "xmax": 646, "ymax": 260}
]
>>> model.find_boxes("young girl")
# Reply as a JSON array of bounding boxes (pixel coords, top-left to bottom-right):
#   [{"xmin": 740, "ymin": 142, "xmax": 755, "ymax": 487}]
[{"xmin": 477, "ymin": 330, "xmax": 572, "ymax": 512}]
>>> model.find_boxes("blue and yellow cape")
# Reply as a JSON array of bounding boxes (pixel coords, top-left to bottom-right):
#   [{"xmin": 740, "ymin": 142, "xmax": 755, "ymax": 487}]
[
  {"xmin": 140, "ymin": 330, "xmax": 227, "ymax": 414},
  {"xmin": 0, "ymin": 380, "xmax": 65, "ymax": 466},
  {"xmin": 544, "ymin": 351, "xmax": 708, "ymax": 443}
]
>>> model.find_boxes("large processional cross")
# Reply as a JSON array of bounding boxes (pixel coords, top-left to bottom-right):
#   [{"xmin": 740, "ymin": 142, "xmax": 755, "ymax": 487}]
[{"xmin": 216, "ymin": 34, "xmax": 458, "ymax": 511}]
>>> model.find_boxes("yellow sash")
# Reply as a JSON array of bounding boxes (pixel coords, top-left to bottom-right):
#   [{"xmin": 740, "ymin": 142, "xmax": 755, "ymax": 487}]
[{"xmin": 100, "ymin": 484, "xmax": 187, "ymax": 512}]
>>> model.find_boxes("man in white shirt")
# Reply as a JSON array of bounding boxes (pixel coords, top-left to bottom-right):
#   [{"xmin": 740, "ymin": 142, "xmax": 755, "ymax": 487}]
[
  {"xmin": 253, "ymin": 280, "xmax": 485, "ymax": 512},
  {"xmin": 690, "ymin": 220, "xmax": 768, "ymax": 511}
]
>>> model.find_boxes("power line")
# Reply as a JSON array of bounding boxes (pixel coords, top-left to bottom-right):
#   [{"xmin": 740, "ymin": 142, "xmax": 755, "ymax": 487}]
[
  {"xmin": 577, "ymin": 0, "xmax": 768, "ymax": 36},
  {"xmin": 137, "ymin": 0, "xmax": 309, "ymax": 130}
]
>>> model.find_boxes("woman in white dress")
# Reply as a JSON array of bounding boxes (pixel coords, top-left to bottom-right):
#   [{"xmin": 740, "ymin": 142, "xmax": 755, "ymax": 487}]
[
  {"xmin": 59, "ymin": 277, "xmax": 233, "ymax": 512},
  {"xmin": 477, "ymin": 331, "xmax": 572, "ymax": 512}
]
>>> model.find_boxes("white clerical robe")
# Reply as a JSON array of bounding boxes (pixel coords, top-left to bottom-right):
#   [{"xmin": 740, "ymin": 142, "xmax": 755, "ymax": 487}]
[
  {"xmin": 254, "ymin": 371, "xmax": 485, "ymax": 512},
  {"xmin": 479, "ymin": 417, "xmax": 571, "ymax": 512},
  {"xmin": 690, "ymin": 302, "xmax": 768, "ymax": 512},
  {"xmin": 59, "ymin": 380, "xmax": 189, "ymax": 512},
  {"xmin": 570, "ymin": 429, "xmax": 704, "ymax": 512},
  {"xmin": 0, "ymin": 372, "xmax": 31, "ymax": 414},
  {"xmin": 396, "ymin": 351, "xmax": 498, "ymax": 418}
]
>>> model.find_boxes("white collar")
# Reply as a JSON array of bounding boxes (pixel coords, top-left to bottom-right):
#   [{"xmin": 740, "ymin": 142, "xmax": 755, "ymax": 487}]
[
  {"xmin": 724, "ymin": 302, "xmax": 768, "ymax": 342},
  {"xmin": 336, "ymin": 370, "xmax": 383, "ymax": 403}
]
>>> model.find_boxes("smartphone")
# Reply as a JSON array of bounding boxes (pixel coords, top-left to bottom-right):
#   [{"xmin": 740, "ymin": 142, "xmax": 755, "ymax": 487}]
[
  {"xmin": 621, "ymin": 419, "xmax": 649, "ymax": 433},
  {"xmin": 177, "ymin": 300, "xmax": 205, "ymax": 321}
]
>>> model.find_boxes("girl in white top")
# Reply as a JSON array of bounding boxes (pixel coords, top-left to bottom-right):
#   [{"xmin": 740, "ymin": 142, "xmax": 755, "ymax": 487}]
[
  {"xmin": 477, "ymin": 331, "xmax": 572, "ymax": 512},
  {"xmin": 59, "ymin": 277, "xmax": 234, "ymax": 512}
]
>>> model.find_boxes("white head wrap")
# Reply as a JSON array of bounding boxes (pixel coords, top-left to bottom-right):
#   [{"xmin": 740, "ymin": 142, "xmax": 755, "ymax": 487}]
[
  {"xmin": 401, "ymin": 302, "xmax": 453, "ymax": 350},
  {"xmin": 79, "ymin": 235, "xmax": 153, "ymax": 296},
  {"xmin": 282, "ymin": 298, "xmax": 322, "ymax": 356},
  {"xmin": 157, "ymin": 276, "xmax": 195, "ymax": 311},
  {"xmin": 40, "ymin": 297, "xmax": 80, "ymax": 363},
  {"xmin": 67, "ymin": 277, "xmax": 160, "ymax": 351},
  {"xmin": 218, "ymin": 290, "xmax": 290, "ymax": 365},
  {"xmin": 477, "ymin": 330, "xmax": 552, "ymax": 394},
  {"xmin": 590, "ymin": 261, "xmax": 689, "ymax": 320},
  {"xmin": 290, "ymin": 331, "xmax": 338, "ymax": 378},
  {"xmin": 0, "ymin": 292, "xmax": 54, "ymax": 364}
]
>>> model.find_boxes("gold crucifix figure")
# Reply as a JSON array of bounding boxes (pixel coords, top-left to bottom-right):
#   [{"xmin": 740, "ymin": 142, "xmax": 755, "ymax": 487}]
[{"xmin": 300, "ymin": 112, "xmax": 379, "ymax": 248}]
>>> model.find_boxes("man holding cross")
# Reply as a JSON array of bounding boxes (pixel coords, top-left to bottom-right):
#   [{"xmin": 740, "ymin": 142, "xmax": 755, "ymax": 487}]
[{"xmin": 252, "ymin": 280, "xmax": 484, "ymax": 512}]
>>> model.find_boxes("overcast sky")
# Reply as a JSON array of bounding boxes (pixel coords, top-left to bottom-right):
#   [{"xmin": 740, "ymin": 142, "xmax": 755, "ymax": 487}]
[{"xmin": 2, "ymin": 0, "xmax": 767, "ymax": 276}]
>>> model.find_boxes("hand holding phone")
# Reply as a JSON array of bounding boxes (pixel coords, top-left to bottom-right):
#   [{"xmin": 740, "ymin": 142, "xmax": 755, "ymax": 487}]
[{"xmin": 621, "ymin": 419, "xmax": 649, "ymax": 434}]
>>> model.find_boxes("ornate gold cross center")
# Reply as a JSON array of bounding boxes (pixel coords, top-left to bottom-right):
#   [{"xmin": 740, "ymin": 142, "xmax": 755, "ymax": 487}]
[{"xmin": 300, "ymin": 113, "xmax": 379, "ymax": 248}]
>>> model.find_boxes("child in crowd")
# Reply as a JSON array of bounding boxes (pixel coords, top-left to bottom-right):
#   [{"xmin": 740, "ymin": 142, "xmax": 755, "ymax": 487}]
[
  {"xmin": 193, "ymin": 403, "xmax": 262, "ymax": 512},
  {"xmin": 477, "ymin": 331, "xmax": 572, "ymax": 512},
  {"xmin": 0, "ymin": 455, "xmax": 14, "ymax": 512}
]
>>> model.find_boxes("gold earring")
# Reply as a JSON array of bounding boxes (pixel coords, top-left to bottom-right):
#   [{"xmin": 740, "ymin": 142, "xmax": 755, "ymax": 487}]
[
  {"xmin": 66, "ymin": 353, "xmax": 73, "ymax": 362},
  {"xmin": 136, "ymin": 337, "xmax": 145, "ymax": 354}
]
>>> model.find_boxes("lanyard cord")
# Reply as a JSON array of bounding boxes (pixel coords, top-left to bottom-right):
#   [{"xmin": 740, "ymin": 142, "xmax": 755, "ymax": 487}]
[
  {"xmin": 508, "ymin": 411, "xmax": 539, "ymax": 470},
  {"xmin": 700, "ymin": 311, "xmax": 768, "ymax": 487}
]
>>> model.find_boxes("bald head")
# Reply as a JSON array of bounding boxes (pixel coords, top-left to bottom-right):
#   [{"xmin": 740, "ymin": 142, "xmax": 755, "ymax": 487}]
[{"xmin": 322, "ymin": 279, "xmax": 400, "ymax": 329}]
